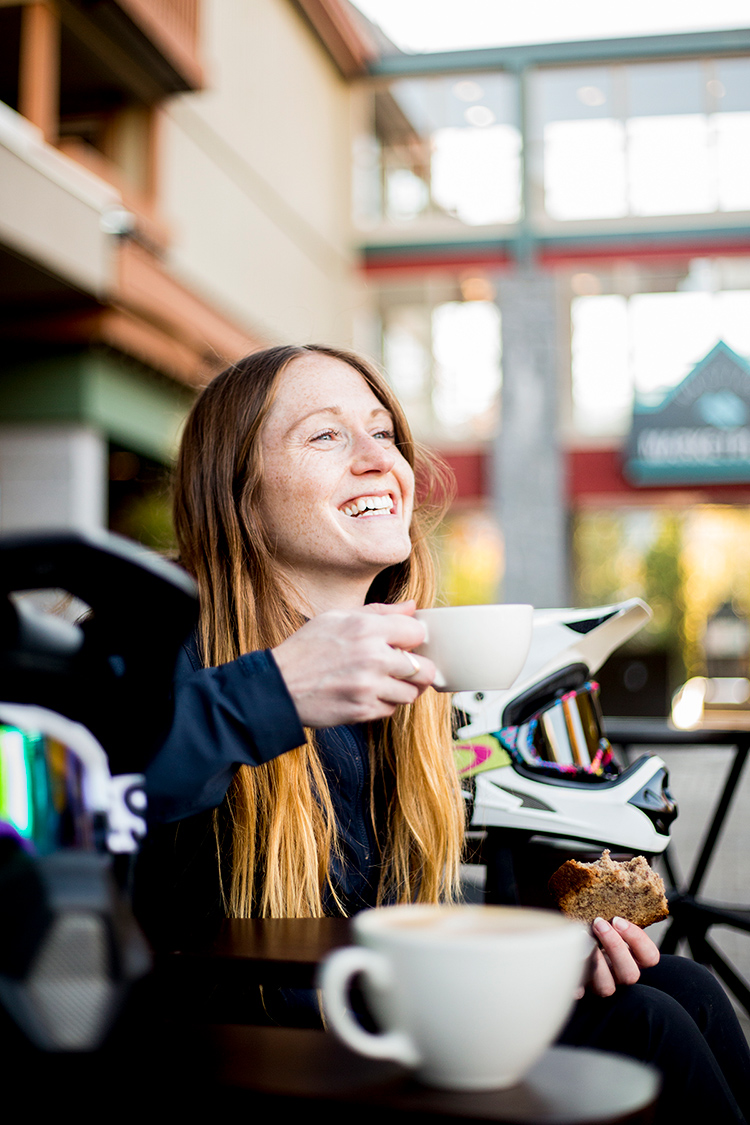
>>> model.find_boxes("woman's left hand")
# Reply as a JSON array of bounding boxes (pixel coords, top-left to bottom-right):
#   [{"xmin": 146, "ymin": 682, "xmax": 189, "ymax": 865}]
[{"xmin": 582, "ymin": 916, "xmax": 661, "ymax": 998}]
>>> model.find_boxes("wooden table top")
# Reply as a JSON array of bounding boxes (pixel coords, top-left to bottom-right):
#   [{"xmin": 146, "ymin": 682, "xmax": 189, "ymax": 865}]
[
  {"xmin": 171, "ymin": 914, "xmax": 352, "ymax": 962},
  {"xmin": 204, "ymin": 1025, "xmax": 660, "ymax": 1124},
  {"xmin": 162, "ymin": 916, "xmax": 353, "ymax": 999}
]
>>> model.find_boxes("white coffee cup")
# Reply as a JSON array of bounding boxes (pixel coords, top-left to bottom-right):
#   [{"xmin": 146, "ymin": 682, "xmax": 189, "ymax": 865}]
[
  {"xmin": 318, "ymin": 903, "xmax": 592, "ymax": 1091},
  {"xmin": 414, "ymin": 604, "xmax": 533, "ymax": 692}
]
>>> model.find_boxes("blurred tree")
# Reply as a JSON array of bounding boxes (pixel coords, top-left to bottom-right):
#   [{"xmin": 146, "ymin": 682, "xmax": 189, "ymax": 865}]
[{"xmin": 640, "ymin": 513, "xmax": 687, "ymax": 687}]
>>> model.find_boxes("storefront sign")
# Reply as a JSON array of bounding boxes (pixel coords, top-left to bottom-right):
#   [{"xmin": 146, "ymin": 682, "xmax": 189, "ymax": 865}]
[{"xmin": 624, "ymin": 342, "xmax": 750, "ymax": 485}]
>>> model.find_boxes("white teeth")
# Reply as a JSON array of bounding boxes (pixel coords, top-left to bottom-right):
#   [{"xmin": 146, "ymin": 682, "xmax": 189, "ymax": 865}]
[{"xmin": 341, "ymin": 495, "xmax": 393, "ymax": 517}]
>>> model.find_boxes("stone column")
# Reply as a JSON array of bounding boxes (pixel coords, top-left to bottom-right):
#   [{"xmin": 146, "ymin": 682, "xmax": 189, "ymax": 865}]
[{"xmin": 494, "ymin": 265, "xmax": 568, "ymax": 609}]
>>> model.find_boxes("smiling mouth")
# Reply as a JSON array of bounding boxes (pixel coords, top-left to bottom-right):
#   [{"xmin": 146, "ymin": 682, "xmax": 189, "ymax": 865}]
[{"xmin": 340, "ymin": 494, "xmax": 395, "ymax": 518}]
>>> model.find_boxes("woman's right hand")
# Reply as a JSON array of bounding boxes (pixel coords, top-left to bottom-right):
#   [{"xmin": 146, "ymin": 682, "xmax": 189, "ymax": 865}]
[
  {"xmin": 272, "ymin": 601, "xmax": 437, "ymax": 727},
  {"xmin": 581, "ymin": 916, "xmax": 661, "ymax": 998}
]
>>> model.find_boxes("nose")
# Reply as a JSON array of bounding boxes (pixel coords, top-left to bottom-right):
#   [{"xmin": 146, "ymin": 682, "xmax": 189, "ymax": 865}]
[{"xmin": 351, "ymin": 430, "xmax": 396, "ymax": 474}]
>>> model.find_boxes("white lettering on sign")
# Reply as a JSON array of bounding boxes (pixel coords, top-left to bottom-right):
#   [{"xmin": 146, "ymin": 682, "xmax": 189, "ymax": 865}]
[{"xmin": 637, "ymin": 427, "xmax": 750, "ymax": 462}]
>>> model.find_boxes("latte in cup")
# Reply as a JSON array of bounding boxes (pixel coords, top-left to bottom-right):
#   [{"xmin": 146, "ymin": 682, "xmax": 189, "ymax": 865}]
[
  {"xmin": 414, "ymin": 604, "xmax": 533, "ymax": 692},
  {"xmin": 318, "ymin": 903, "xmax": 593, "ymax": 1091}
]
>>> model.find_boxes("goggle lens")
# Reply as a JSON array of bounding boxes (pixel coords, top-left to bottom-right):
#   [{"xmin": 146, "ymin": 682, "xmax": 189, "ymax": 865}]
[
  {"xmin": 0, "ymin": 724, "xmax": 97, "ymax": 853},
  {"xmin": 497, "ymin": 681, "xmax": 616, "ymax": 777}
]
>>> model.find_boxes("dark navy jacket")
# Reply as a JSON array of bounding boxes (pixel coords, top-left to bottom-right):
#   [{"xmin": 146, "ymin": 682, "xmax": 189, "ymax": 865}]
[{"xmin": 136, "ymin": 638, "xmax": 381, "ymax": 941}]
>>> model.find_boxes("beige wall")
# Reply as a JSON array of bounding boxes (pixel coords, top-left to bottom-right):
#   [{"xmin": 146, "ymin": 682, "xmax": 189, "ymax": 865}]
[{"xmin": 159, "ymin": 0, "xmax": 359, "ymax": 348}]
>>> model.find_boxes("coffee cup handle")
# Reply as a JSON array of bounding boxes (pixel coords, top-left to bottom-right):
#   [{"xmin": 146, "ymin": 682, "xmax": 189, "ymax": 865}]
[{"xmin": 318, "ymin": 947, "xmax": 420, "ymax": 1066}]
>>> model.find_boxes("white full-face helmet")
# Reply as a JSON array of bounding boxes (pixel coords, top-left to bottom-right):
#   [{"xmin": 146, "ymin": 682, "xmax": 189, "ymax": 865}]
[{"xmin": 453, "ymin": 599, "xmax": 677, "ymax": 856}]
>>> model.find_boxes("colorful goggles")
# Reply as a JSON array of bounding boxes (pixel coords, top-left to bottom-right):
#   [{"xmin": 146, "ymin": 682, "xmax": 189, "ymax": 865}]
[
  {"xmin": 495, "ymin": 680, "xmax": 617, "ymax": 780},
  {"xmin": 0, "ymin": 703, "xmax": 110, "ymax": 855}
]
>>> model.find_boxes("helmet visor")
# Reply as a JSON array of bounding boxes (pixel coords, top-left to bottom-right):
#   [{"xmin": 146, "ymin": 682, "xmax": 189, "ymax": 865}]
[
  {"xmin": 0, "ymin": 723, "xmax": 99, "ymax": 854},
  {"xmin": 497, "ymin": 680, "xmax": 617, "ymax": 778}
]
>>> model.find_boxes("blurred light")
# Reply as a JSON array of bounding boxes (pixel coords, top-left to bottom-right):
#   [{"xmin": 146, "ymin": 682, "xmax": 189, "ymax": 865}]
[
  {"xmin": 460, "ymin": 274, "xmax": 496, "ymax": 301},
  {"xmin": 571, "ymin": 272, "xmax": 601, "ymax": 296},
  {"xmin": 465, "ymin": 105, "xmax": 495, "ymax": 127},
  {"xmin": 454, "ymin": 80, "xmax": 484, "ymax": 102},
  {"xmin": 671, "ymin": 676, "xmax": 750, "ymax": 729},
  {"xmin": 577, "ymin": 85, "xmax": 606, "ymax": 107},
  {"xmin": 386, "ymin": 167, "xmax": 430, "ymax": 221},
  {"xmin": 100, "ymin": 207, "xmax": 136, "ymax": 237},
  {"xmin": 671, "ymin": 677, "xmax": 707, "ymax": 730},
  {"xmin": 708, "ymin": 678, "xmax": 750, "ymax": 705},
  {"xmin": 707, "ymin": 79, "xmax": 726, "ymax": 98}
]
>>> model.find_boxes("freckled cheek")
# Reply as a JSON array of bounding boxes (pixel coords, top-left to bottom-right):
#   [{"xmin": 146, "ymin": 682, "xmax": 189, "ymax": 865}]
[
  {"xmin": 259, "ymin": 468, "xmax": 304, "ymax": 536},
  {"xmin": 260, "ymin": 466, "xmax": 333, "ymax": 543}
]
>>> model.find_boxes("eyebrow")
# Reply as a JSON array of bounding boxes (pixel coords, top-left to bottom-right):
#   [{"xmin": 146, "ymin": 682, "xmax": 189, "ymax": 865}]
[{"xmin": 284, "ymin": 404, "xmax": 393, "ymax": 437}]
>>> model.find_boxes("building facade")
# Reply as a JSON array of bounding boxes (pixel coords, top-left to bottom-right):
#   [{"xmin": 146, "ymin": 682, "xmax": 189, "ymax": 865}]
[
  {"xmin": 0, "ymin": 0, "xmax": 372, "ymax": 543},
  {"xmin": 4, "ymin": 4, "xmax": 750, "ymax": 691}
]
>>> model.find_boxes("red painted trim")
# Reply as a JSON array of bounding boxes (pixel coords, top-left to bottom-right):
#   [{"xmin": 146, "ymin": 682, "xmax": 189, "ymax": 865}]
[
  {"xmin": 539, "ymin": 241, "xmax": 750, "ymax": 267},
  {"xmin": 360, "ymin": 237, "xmax": 750, "ymax": 275},
  {"xmin": 568, "ymin": 447, "xmax": 750, "ymax": 503},
  {"xmin": 433, "ymin": 446, "xmax": 750, "ymax": 506},
  {"xmin": 567, "ymin": 447, "xmax": 632, "ymax": 497},
  {"xmin": 361, "ymin": 250, "xmax": 512, "ymax": 274},
  {"xmin": 441, "ymin": 450, "xmax": 487, "ymax": 502}
]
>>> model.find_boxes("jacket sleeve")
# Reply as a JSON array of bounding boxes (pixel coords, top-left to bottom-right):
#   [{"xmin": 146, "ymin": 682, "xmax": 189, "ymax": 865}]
[{"xmin": 144, "ymin": 640, "xmax": 306, "ymax": 823}]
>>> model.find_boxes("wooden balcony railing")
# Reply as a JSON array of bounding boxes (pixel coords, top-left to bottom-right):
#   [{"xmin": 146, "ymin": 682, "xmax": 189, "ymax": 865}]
[{"xmin": 89, "ymin": 0, "xmax": 203, "ymax": 92}]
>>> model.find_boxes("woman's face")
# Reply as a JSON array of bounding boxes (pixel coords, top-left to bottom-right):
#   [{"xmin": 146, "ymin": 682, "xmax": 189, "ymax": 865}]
[{"xmin": 257, "ymin": 352, "xmax": 415, "ymax": 612}]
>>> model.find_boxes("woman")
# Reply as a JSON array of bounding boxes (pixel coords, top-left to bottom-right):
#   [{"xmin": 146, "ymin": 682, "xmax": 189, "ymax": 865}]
[
  {"xmin": 140, "ymin": 343, "xmax": 464, "ymax": 927},
  {"xmin": 139, "ymin": 343, "xmax": 748, "ymax": 1122}
]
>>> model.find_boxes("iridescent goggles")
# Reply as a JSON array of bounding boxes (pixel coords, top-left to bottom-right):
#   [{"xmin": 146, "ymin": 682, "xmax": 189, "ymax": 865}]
[
  {"xmin": 0, "ymin": 703, "xmax": 110, "ymax": 855},
  {"xmin": 495, "ymin": 680, "xmax": 617, "ymax": 780}
]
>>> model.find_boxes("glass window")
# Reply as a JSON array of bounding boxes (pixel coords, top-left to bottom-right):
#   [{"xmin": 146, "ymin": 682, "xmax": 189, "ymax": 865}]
[
  {"xmin": 432, "ymin": 301, "xmax": 501, "ymax": 429},
  {"xmin": 533, "ymin": 57, "xmax": 750, "ymax": 222},
  {"xmin": 380, "ymin": 288, "xmax": 502, "ymax": 443},
  {"xmin": 571, "ymin": 294, "xmax": 630, "ymax": 435},
  {"xmin": 571, "ymin": 266, "xmax": 750, "ymax": 436},
  {"xmin": 715, "ymin": 112, "xmax": 750, "ymax": 211},
  {"xmin": 626, "ymin": 61, "xmax": 705, "ymax": 117},
  {"xmin": 544, "ymin": 119, "xmax": 626, "ymax": 219},
  {"xmin": 627, "ymin": 115, "xmax": 714, "ymax": 215},
  {"xmin": 354, "ymin": 74, "xmax": 521, "ymax": 229}
]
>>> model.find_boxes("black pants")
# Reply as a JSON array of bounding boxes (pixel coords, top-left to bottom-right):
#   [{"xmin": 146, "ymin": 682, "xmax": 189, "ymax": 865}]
[{"xmin": 558, "ymin": 955, "xmax": 750, "ymax": 1124}]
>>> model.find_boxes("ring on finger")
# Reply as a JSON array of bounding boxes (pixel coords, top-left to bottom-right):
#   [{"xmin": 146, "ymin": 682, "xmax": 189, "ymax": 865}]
[{"xmin": 400, "ymin": 651, "xmax": 421, "ymax": 679}]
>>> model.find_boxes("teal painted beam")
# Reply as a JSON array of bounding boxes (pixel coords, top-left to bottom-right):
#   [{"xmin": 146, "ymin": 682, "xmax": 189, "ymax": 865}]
[
  {"xmin": 359, "ymin": 223, "xmax": 750, "ymax": 269},
  {"xmin": 368, "ymin": 29, "xmax": 750, "ymax": 78},
  {"xmin": 0, "ymin": 351, "xmax": 193, "ymax": 463}
]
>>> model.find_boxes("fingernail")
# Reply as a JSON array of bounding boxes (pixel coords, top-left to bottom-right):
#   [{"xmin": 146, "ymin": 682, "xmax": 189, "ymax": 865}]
[
  {"xmin": 612, "ymin": 916, "xmax": 629, "ymax": 933},
  {"xmin": 592, "ymin": 917, "xmax": 610, "ymax": 936}
]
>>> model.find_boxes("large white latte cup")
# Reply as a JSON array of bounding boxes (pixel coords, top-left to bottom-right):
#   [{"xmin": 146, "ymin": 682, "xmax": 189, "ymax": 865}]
[{"xmin": 318, "ymin": 903, "xmax": 593, "ymax": 1091}]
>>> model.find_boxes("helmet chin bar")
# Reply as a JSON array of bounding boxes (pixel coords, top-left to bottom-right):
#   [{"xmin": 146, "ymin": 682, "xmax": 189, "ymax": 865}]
[
  {"xmin": 0, "ymin": 849, "xmax": 151, "ymax": 1051},
  {"xmin": 0, "ymin": 703, "xmax": 151, "ymax": 1051},
  {"xmin": 469, "ymin": 755, "xmax": 677, "ymax": 855}
]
